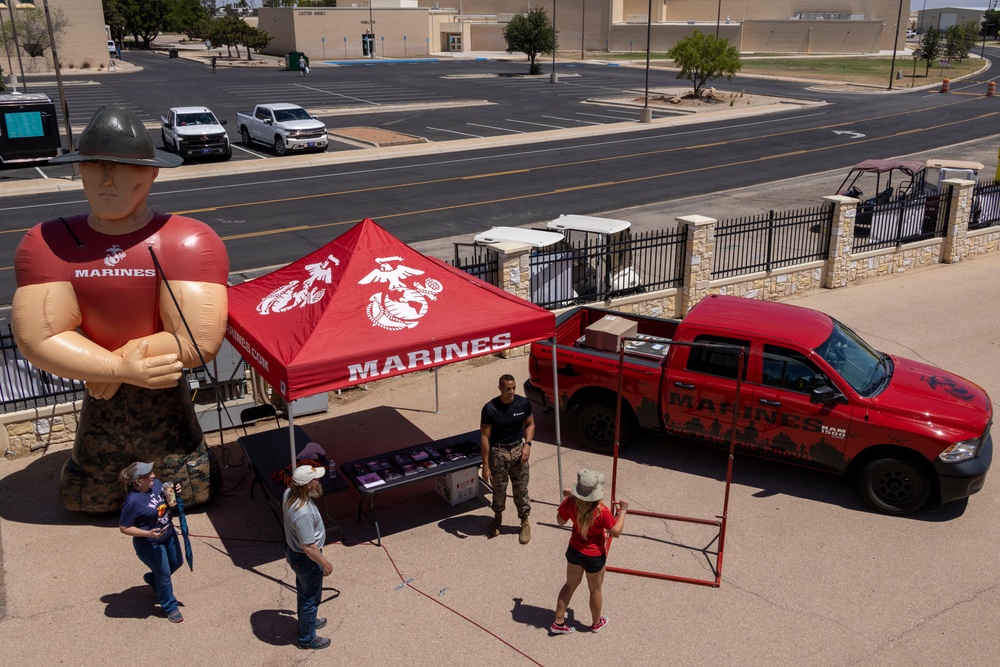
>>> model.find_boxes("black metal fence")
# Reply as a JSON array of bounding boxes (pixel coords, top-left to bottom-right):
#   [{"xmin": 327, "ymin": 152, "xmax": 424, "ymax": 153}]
[
  {"xmin": 451, "ymin": 242, "xmax": 500, "ymax": 286},
  {"xmin": 851, "ymin": 189, "xmax": 952, "ymax": 253},
  {"xmin": 527, "ymin": 228, "xmax": 687, "ymax": 309},
  {"xmin": 713, "ymin": 205, "xmax": 833, "ymax": 279},
  {"xmin": 1, "ymin": 324, "xmax": 86, "ymax": 413},
  {"xmin": 970, "ymin": 179, "xmax": 1000, "ymax": 230}
]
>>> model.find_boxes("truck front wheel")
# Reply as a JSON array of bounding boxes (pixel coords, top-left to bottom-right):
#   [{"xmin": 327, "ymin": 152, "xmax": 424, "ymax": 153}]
[
  {"xmin": 241, "ymin": 127, "xmax": 252, "ymax": 146},
  {"xmin": 573, "ymin": 400, "xmax": 635, "ymax": 453},
  {"xmin": 857, "ymin": 456, "xmax": 932, "ymax": 515},
  {"xmin": 273, "ymin": 136, "xmax": 287, "ymax": 155}
]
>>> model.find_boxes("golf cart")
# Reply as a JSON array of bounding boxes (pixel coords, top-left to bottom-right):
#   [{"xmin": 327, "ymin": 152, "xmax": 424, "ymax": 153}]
[
  {"xmin": 472, "ymin": 226, "xmax": 575, "ymax": 304},
  {"xmin": 544, "ymin": 215, "xmax": 643, "ymax": 298},
  {"xmin": 836, "ymin": 159, "xmax": 934, "ymax": 240}
]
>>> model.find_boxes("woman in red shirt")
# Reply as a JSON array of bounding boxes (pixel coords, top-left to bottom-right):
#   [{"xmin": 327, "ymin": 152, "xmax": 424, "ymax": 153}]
[{"xmin": 551, "ymin": 469, "xmax": 628, "ymax": 634}]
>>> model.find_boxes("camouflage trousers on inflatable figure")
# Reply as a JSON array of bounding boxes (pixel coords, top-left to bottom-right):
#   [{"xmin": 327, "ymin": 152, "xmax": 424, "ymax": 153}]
[{"xmin": 60, "ymin": 384, "xmax": 220, "ymax": 514}]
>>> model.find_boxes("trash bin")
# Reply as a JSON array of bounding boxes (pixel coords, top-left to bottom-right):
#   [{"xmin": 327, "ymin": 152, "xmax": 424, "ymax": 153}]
[
  {"xmin": 168, "ymin": 48, "xmax": 179, "ymax": 59},
  {"xmin": 285, "ymin": 51, "xmax": 308, "ymax": 72}
]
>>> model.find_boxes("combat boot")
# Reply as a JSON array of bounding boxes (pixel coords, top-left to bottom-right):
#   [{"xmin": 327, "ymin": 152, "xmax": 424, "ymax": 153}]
[
  {"xmin": 489, "ymin": 512, "xmax": 502, "ymax": 538},
  {"xmin": 519, "ymin": 517, "xmax": 531, "ymax": 544}
]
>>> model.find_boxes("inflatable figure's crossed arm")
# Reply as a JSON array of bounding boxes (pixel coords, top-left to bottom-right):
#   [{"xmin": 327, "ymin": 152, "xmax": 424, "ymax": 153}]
[{"xmin": 12, "ymin": 280, "xmax": 227, "ymax": 399}]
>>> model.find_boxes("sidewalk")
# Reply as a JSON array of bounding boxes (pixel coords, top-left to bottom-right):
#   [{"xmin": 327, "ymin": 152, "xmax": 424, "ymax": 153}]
[{"xmin": 3, "ymin": 248, "xmax": 1000, "ymax": 665}]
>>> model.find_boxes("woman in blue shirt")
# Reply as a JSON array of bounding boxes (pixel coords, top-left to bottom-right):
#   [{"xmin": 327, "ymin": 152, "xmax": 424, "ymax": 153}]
[{"xmin": 118, "ymin": 461, "xmax": 184, "ymax": 623}]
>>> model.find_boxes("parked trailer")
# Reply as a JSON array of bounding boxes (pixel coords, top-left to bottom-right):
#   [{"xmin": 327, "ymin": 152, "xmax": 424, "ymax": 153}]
[{"xmin": 0, "ymin": 93, "xmax": 60, "ymax": 164}]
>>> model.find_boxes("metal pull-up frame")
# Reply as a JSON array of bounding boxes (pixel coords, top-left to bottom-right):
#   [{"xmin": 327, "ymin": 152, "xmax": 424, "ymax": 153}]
[{"xmin": 605, "ymin": 338, "xmax": 746, "ymax": 588}]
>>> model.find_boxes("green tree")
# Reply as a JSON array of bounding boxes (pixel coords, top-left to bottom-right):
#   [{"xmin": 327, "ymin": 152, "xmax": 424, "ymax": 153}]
[
  {"xmin": 165, "ymin": 0, "xmax": 212, "ymax": 38},
  {"xmin": 102, "ymin": 0, "xmax": 127, "ymax": 48},
  {"xmin": 919, "ymin": 27, "xmax": 943, "ymax": 75},
  {"xmin": 205, "ymin": 15, "xmax": 243, "ymax": 58},
  {"xmin": 502, "ymin": 7, "xmax": 555, "ymax": 75},
  {"xmin": 983, "ymin": 9, "xmax": 1000, "ymax": 40},
  {"xmin": 117, "ymin": 0, "xmax": 170, "ymax": 49},
  {"xmin": 667, "ymin": 31, "xmax": 741, "ymax": 99},
  {"xmin": 0, "ymin": 7, "xmax": 69, "ymax": 59},
  {"xmin": 241, "ymin": 24, "xmax": 272, "ymax": 60}
]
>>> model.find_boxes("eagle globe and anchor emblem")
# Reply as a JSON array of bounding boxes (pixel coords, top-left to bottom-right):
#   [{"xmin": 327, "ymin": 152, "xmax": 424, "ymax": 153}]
[
  {"xmin": 254, "ymin": 253, "xmax": 442, "ymax": 330},
  {"xmin": 360, "ymin": 256, "xmax": 443, "ymax": 330}
]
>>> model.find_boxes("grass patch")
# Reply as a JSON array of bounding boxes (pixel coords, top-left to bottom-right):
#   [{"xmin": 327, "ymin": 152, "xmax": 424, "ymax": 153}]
[
  {"xmin": 739, "ymin": 56, "xmax": 982, "ymax": 85},
  {"xmin": 581, "ymin": 52, "xmax": 986, "ymax": 86}
]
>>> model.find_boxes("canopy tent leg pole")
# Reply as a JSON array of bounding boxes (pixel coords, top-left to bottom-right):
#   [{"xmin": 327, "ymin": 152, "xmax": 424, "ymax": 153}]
[
  {"xmin": 287, "ymin": 399, "xmax": 296, "ymax": 470},
  {"xmin": 552, "ymin": 335, "xmax": 563, "ymax": 493},
  {"xmin": 434, "ymin": 367, "xmax": 440, "ymax": 414}
]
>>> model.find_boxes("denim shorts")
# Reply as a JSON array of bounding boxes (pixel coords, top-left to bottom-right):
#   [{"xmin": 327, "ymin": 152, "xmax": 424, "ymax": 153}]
[{"xmin": 565, "ymin": 545, "xmax": 606, "ymax": 573}]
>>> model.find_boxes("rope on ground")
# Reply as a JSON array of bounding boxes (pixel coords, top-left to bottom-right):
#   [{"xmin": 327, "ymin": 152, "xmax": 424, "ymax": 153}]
[{"xmin": 376, "ymin": 541, "xmax": 545, "ymax": 667}]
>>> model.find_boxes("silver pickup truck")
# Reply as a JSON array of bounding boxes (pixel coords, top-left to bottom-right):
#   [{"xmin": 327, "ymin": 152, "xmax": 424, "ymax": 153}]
[
  {"xmin": 235, "ymin": 103, "xmax": 328, "ymax": 155},
  {"xmin": 160, "ymin": 106, "xmax": 231, "ymax": 161}
]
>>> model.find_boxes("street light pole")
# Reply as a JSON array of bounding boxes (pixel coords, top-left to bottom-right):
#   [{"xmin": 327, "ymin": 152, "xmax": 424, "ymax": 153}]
[
  {"xmin": 368, "ymin": 1, "xmax": 375, "ymax": 59},
  {"xmin": 641, "ymin": 0, "xmax": 652, "ymax": 123},
  {"xmin": 6, "ymin": 0, "xmax": 27, "ymax": 91},
  {"xmin": 551, "ymin": 0, "xmax": 557, "ymax": 83},
  {"xmin": 716, "ymin": 0, "xmax": 722, "ymax": 39},
  {"xmin": 888, "ymin": 0, "xmax": 903, "ymax": 90}
]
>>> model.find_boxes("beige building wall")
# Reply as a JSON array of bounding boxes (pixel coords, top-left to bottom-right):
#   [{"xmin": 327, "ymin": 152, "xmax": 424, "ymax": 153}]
[
  {"xmin": 260, "ymin": 0, "xmax": 911, "ymax": 59},
  {"xmin": 1, "ymin": 0, "xmax": 109, "ymax": 74}
]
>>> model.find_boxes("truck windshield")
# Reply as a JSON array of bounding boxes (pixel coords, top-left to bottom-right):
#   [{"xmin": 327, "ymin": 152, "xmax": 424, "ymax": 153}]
[
  {"xmin": 177, "ymin": 113, "xmax": 217, "ymax": 126},
  {"xmin": 815, "ymin": 320, "xmax": 890, "ymax": 397},
  {"xmin": 273, "ymin": 108, "xmax": 312, "ymax": 122}
]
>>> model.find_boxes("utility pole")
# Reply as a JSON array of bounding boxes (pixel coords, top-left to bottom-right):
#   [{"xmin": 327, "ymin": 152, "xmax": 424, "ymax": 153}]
[
  {"xmin": 42, "ymin": 0, "xmax": 76, "ymax": 176},
  {"xmin": 888, "ymin": 0, "xmax": 904, "ymax": 91}
]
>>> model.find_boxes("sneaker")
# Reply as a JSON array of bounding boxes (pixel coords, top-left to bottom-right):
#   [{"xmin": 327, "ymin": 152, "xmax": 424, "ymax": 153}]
[
  {"xmin": 143, "ymin": 573, "xmax": 155, "ymax": 588},
  {"xmin": 488, "ymin": 513, "xmax": 502, "ymax": 538},
  {"xmin": 315, "ymin": 617, "xmax": 327, "ymax": 630},
  {"xmin": 591, "ymin": 615, "xmax": 609, "ymax": 633},
  {"xmin": 297, "ymin": 637, "xmax": 332, "ymax": 650},
  {"xmin": 166, "ymin": 609, "xmax": 184, "ymax": 623},
  {"xmin": 550, "ymin": 621, "xmax": 575, "ymax": 635}
]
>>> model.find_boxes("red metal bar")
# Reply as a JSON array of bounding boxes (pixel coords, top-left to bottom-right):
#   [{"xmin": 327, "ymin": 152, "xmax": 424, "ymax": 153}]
[{"xmin": 607, "ymin": 339, "xmax": 745, "ymax": 589}]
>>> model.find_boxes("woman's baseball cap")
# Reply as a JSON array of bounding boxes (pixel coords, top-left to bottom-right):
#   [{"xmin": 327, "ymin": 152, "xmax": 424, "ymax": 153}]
[
  {"xmin": 571, "ymin": 469, "xmax": 605, "ymax": 502},
  {"xmin": 291, "ymin": 465, "xmax": 325, "ymax": 486},
  {"xmin": 129, "ymin": 461, "xmax": 154, "ymax": 483},
  {"xmin": 50, "ymin": 105, "xmax": 183, "ymax": 168}
]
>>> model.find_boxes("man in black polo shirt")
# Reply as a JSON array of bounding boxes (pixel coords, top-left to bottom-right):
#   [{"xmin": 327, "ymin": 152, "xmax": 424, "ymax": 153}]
[{"xmin": 480, "ymin": 374, "xmax": 535, "ymax": 544}]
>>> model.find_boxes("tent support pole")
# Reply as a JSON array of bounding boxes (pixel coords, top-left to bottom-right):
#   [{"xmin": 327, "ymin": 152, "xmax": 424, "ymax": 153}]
[
  {"xmin": 551, "ymin": 335, "xmax": 562, "ymax": 493},
  {"xmin": 434, "ymin": 367, "xmax": 440, "ymax": 414},
  {"xmin": 287, "ymin": 398, "xmax": 296, "ymax": 469}
]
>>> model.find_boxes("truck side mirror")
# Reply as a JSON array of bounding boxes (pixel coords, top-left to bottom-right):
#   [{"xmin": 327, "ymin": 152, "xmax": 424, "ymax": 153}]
[
  {"xmin": 810, "ymin": 386, "xmax": 845, "ymax": 404},
  {"xmin": 220, "ymin": 119, "xmax": 228, "ymax": 126}
]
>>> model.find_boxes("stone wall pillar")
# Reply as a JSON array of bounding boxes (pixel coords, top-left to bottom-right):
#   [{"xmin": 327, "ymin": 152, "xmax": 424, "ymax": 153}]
[
  {"xmin": 678, "ymin": 214, "xmax": 716, "ymax": 315},
  {"xmin": 823, "ymin": 194, "xmax": 858, "ymax": 289},
  {"xmin": 941, "ymin": 178, "xmax": 976, "ymax": 264},
  {"xmin": 485, "ymin": 240, "xmax": 533, "ymax": 357}
]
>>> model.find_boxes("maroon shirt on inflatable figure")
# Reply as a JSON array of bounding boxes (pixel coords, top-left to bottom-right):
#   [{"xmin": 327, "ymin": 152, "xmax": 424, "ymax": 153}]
[{"xmin": 12, "ymin": 105, "xmax": 230, "ymax": 513}]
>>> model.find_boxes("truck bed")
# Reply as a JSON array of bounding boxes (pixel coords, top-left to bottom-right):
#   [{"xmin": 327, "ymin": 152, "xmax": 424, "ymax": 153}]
[{"xmin": 555, "ymin": 307, "xmax": 680, "ymax": 361}]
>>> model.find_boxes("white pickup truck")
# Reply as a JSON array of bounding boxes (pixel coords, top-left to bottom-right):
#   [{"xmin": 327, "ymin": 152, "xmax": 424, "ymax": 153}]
[
  {"xmin": 160, "ymin": 106, "xmax": 231, "ymax": 161},
  {"xmin": 236, "ymin": 103, "xmax": 328, "ymax": 155}
]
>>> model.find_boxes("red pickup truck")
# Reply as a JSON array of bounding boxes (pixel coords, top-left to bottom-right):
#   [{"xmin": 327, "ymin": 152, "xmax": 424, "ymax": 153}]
[{"xmin": 524, "ymin": 295, "xmax": 992, "ymax": 515}]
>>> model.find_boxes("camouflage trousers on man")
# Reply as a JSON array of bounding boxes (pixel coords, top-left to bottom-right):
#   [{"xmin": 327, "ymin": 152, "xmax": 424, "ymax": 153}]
[
  {"xmin": 60, "ymin": 383, "xmax": 219, "ymax": 514},
  {"xmin": 489, "ymin": 443, "xmax": 530, "ymax": 520}
]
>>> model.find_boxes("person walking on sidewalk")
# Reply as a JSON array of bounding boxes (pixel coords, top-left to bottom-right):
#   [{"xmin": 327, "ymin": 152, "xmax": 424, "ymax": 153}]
[
  {"xmin": 118, "ymin": 461, "xmax": 185, "ymax": 624},
  {"xmin": 284, "ymin": 465, "xmax": 333, "ymax": 651},
  {"xmin": 480, "ymin": 374, "xmax": 535, "ymax": 544},
  {"xmin": 550, "ymin": 469, "xmax": 628, "ymax": 635}
]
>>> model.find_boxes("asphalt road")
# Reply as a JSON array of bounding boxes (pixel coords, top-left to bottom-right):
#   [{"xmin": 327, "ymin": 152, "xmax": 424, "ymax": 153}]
[{"xmin": 1, "ymin": 49, "xmax": 998, "ymax": 311}]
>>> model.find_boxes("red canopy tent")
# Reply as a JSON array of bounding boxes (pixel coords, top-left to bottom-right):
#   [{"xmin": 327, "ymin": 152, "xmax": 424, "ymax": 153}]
[{"xmin": 225, "ymin": 218, "xmax": 557, "ymax": 467}]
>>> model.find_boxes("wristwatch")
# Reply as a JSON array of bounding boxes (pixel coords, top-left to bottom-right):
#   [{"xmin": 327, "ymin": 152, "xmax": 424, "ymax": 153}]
[{"xmin": 524, "ymin": 440, "xmax": 532, "ymax": 446}]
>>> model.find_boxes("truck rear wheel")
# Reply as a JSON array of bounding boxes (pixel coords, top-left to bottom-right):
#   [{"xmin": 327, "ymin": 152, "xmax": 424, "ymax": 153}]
[
  {"xmin": 573, "ymin": 399, "xmax": 635, "ymax": 453},
  {"xmin": 241, "ymin": 127, "xmax": 251, "ymax": 147},
  {"xmin": 857, "ymin": 456, "xmax": 932, "ymax": 515}
]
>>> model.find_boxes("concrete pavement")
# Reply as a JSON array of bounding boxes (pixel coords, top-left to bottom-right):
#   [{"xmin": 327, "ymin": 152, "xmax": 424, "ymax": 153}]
[{"xmin": 1, "ymin": 250, "xmax": 1000, "ymax": 666}]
